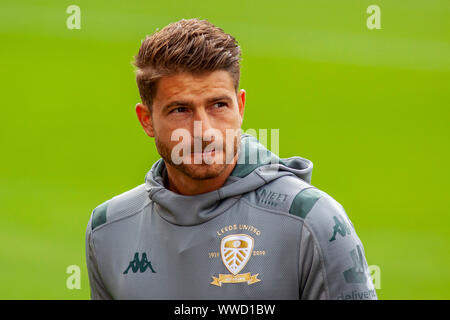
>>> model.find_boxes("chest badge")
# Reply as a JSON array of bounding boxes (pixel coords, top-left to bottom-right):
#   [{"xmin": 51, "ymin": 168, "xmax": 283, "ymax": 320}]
[{"xmin": 211, "ymin": 234, "xmax": 261, "ymax": 286}]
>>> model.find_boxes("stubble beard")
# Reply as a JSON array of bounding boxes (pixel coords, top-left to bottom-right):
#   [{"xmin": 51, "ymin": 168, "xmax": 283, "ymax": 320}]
[{"xmin": 154, "ymin": 133, "xmax": 241, "ymax": 181}]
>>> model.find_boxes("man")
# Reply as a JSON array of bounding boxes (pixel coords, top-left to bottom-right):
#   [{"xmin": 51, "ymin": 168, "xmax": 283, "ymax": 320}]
[{"xmin": 85, "ymin": 18, "xmax": 377, "ymax": 300}]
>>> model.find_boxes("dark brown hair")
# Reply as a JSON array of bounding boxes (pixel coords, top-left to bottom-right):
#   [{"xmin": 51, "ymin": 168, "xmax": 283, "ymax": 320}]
[{"xmin": 133, "ymin": 18, "xmax": 242, "ymax": 109}]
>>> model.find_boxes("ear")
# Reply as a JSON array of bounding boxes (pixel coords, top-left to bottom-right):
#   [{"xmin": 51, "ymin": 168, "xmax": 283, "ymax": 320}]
[
  {"xmin": 136, "ymin": 103, "xmax": 154, "ymax": 137},
  {"xmin": 237, "ymin": 89, "xmax": 246, "ymax": 125}
]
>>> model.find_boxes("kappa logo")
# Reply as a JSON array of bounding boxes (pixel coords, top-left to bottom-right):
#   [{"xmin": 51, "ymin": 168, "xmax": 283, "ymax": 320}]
[
  {"xmin": 329, "ymin": 215, "xmax": 351, "ymax": 242},
  {"xmin": 211, "ymin": 234, "xmax": 261, "ymax": 287},
  {"xmin": 123, "ymin": 252, "xmax": 156, "ymax": 274}
]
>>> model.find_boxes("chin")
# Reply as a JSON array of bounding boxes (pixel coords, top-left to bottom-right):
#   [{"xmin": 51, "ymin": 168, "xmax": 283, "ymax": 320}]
[{"xmin": 179, "ymin": 163, "xmax": 228, "ymax": 180}]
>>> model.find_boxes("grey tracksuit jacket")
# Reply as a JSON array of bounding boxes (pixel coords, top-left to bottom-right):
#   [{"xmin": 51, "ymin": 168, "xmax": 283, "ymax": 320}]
[{"xmin": 86, "ymin": 134, "xmax": 377, "ymax": 300}]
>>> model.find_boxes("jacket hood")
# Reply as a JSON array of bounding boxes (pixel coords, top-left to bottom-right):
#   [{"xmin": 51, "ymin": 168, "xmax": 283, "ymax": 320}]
[{"xmin": 144, "ymin": 134, "xmax": 313, "ymax": 226}]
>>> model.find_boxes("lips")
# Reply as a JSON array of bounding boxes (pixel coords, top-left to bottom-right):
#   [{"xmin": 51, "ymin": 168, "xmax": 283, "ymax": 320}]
[
  {"xmin": 191, "ymin": 150, "xmax": 217, "ymax": 155},
  {"xmin": 190, "ymin": 145, "xmax": 222, "ymax": 155}
]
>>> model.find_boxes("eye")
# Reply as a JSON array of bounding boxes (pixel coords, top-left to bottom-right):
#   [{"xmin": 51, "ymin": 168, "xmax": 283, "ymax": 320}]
[
  {"xmin": 170, "ymin": 107, "xmax": 188, "ymax": 114},
  {"xmin": 213, "ymin": 102, "xmax": 227, "ymax": 108}
]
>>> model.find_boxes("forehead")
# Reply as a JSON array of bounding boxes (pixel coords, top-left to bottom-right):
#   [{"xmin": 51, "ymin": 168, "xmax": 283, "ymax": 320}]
[{"xmin": 154, "ymin": 70, "xmax": 235, "ymax": 102}]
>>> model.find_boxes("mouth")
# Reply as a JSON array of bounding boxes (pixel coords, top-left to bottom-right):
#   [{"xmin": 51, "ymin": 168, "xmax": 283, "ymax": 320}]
[{"xmin": 191, "ymin": 149, "xmax": 218, "ymax": 156}]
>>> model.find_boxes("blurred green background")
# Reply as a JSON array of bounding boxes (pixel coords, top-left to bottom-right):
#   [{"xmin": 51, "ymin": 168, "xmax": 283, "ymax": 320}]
[{"xmin": 0, "ymin": 0, "xmax": 449, "ymax": 299}]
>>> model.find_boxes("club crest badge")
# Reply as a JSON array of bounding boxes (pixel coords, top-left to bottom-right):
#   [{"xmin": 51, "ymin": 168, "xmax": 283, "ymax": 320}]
[
  {"xmin": 222, "ymin": 234, "xmax": 253, "ymax": 275},
  {"xmin": 211, "ymin": 234, "xmax": 261, "ymax": 286}
]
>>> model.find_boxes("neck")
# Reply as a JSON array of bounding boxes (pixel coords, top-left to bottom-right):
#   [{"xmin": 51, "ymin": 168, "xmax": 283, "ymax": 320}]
[{"xmin": 164, "ymin": 157, "xmax": 238, "ymax": 196}]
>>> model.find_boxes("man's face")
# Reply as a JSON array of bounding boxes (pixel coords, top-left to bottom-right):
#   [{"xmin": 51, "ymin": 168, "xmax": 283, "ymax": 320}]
[{"xmin": 138, "ymin": 70, "xmax": 245, "ymax": 180}]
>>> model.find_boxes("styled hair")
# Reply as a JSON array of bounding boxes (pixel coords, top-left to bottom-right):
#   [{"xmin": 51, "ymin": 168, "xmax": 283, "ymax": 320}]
[{"xmin": 133, "ymin": 18, "xmax": 242, "ymax": 109}]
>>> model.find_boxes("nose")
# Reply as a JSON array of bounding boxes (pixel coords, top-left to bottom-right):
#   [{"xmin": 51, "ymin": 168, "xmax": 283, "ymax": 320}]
[{"xmin": 193, "ymin": 107, "xmax": 213, "ymax": 136}]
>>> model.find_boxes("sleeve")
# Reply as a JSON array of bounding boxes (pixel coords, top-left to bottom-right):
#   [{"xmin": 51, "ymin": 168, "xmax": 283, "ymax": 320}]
[
  {"xmin": 298, "ymin": 195, "xmax": 377, "ymax": 300},
  {"xmin": 85, "ymin": 217, "xmax": 113, "ymax": 300}
]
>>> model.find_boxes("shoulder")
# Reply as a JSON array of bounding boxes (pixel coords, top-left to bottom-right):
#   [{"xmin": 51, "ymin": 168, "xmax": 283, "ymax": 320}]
[
  {"xmin": 89, "ymin": 184, "xmax": 150, "ymax": 232},
  {"xmin": 250, "ymin": 174, "xmax": 354, "ymax": 234},
  {"xmin": 249, "ymin": 173, "xmax": 327, "ymax": 216},
  {"xmin": 283, "ymin": 178, "xmax": 354, "ymax": 243}
]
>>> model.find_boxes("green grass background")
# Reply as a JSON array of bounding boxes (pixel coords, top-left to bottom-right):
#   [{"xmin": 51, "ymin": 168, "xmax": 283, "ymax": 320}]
[{"xmin": 0, "ymin": 0, "xmax": 449, "ymax": 299}]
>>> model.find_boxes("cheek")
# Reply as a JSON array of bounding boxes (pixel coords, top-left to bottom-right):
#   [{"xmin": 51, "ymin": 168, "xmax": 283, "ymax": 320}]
[
  {"xmin": 155, "ymin": 123, "xmax": 192, "ymax": 149},
  {"xmin": 152, "ymin": 116, "xmax": 172, "ymax": 138},
  {"xmin": 216, "ymin": 108, "xmax": 242, "ymax": 125},
  {"xmin": 227, "ymin": 112, "xmax": 243, "ymax": 129}
]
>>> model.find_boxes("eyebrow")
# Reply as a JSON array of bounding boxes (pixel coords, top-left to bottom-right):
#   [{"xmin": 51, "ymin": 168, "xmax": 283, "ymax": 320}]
[
  {"xmin": 206, "ymin": 95, "xmax": 233, "ymax": 104},
  {"xmin": 162, "ymin": 95, "xmax": 233, "ymax": 111},
  {"xmin": 162, "ymin": 100, "xmax": 193, "ymax": 111}
]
